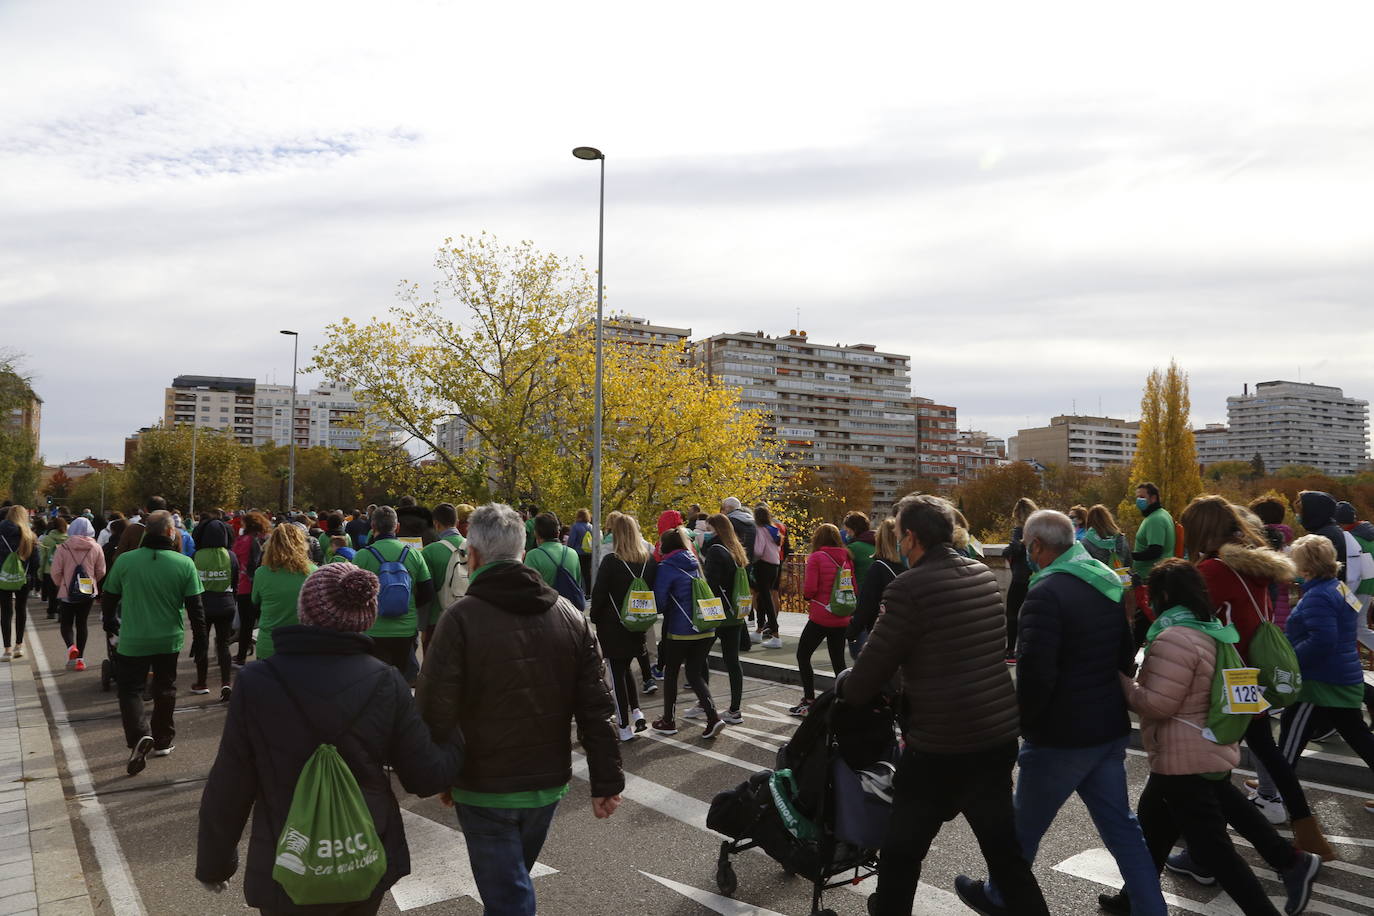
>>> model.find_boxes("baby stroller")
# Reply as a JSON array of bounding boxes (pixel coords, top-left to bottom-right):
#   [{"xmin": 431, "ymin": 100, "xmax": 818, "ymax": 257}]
[{"xmin": 707, "ymin": 688, "xmax": 898, "ymax": 916}]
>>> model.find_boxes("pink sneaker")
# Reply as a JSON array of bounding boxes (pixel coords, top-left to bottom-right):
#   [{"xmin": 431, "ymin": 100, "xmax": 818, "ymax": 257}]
[
  {"xmin": 74, "ymin": 659, "xmax": 86, "ymax": 672},
  {"xmin": 67, "ymin": 645, "xmax": 80, "ymax": 661}
]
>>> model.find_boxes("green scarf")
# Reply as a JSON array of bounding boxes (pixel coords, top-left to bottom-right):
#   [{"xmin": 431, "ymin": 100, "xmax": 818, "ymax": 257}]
[
  {"xmin": 1028, "ymin": 541, "xmax": 1124, "ymax": 602},
  {"xmin": 1081, "ymin": 529, "xmax": 1118, "ymax": 557},
  {"xmin": 1144, "ymin": 605, "xmax": 1239, "ymax": 649}
]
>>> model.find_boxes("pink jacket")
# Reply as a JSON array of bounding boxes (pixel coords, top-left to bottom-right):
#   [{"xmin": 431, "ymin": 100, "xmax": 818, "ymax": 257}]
[
  {"xmin": 50, "ymin": 536, "xmax": 107, "ymax": 600},
  {"xmin": 1124, "ymin": 625, "xmax": 1240, "ymax": 775},
  {"xmin": 803, "ymin": 546, "xmax": 854, "ymax": 628}
]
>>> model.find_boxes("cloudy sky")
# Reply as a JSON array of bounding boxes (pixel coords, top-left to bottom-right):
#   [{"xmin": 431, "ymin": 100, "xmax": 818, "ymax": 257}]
[{"xmin": 5, "ymin": 1, "xmax": 1373, "ymax": 464}]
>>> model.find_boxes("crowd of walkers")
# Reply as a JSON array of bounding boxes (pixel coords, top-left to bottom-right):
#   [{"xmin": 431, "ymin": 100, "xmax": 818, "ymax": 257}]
[{"xmin": 1, "ymin": 480, "xmax": 1372, "ymax": 915}]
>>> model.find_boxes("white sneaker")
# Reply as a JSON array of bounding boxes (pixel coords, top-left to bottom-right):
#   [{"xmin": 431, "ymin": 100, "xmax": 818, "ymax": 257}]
[
  {"xmin": 631, "ymin": 709, "xmax": 647, "ymax": 732},
  {"xmin": 682, "ymin": 706, "xmax": 705, "ymax": 720},
  {"xmin": 1249, "ymin": 790, "xmax": 1287, "ymax": 824},
  {"xmin": 10, "ymin": 644, "xmax": 22, "ymax": 659},
  {"xmin": 721, "ymin": 709, "xmax": 744, "ymax": 725},
  {"xmin": 151, "ymin": 746, "xmax": 175, "ymax": 758},
  {"xmin": 1, "ymin": 649, "xmax": 10, "ymax": 661},
  {"xmin": 749, "ymin": 630, "xmax": 763, "ymax": 644},
  {"xmin": 617, "ymin": 725, "xmax": 637, "ymax": 742},
  {"xmin": 763, "ymin": 637, "xmax": 783, "ymax": 649}
]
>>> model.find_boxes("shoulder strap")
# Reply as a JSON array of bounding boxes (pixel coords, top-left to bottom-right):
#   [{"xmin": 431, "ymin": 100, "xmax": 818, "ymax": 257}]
[
  {"xmin": 1224, "ymin": 561, "xmax": 1271, "ymax": 623},
  {"xmin": 262, "ymin": 658, "xmax": 388, "ymax": 746},
  {"xmin": 438, "ymin": 539, "xmax": 460, "ymax": 556},
  {"xmin": 365, "ymin": 544, "xmax": 385, "ymax": 565},
  {"xmin": 541, "ymin": 543, "xmax": 572, "ymax": 575}
]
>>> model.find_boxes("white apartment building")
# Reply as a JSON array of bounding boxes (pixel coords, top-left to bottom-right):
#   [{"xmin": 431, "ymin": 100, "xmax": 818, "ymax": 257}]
[
  {"xmin": 1010, "ymin": 415, "xmax": 1139, "ymax": 474},
  {"xmin": 1206, "ymin": 381, "xmax": 1370, "ymax": 476},
  {"xmin": 164, "ymin": 376, "xmax": 375, "ymax": 450}
]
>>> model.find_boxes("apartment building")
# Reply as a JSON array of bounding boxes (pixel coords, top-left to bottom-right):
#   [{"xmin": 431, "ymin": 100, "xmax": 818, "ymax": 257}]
[
  {"xmin": 954, "ymin": 429, "xmax": 1010, "ymax": 480},
  {"xmin": 598, "ymin": 315, "xmax": 691, "ymax": 349},
  {"xmin": 913, "ymin": 398, "xmax": 961, "ymax": 488},
  {"xmin": 163, "ymin": 376, "xmax": 374, "ymax": 450},
  {"xmin": 1010, "ymin": 415, "xmax": 1139, "ymax": 473},
  {"xmin": 1204, "ymin": 381, "xmax": 1369, "ymax": 476}
]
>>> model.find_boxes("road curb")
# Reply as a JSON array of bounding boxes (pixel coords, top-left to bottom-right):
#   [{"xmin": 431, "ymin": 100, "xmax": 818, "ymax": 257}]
[{"xmin": 10, "ymin": 654, "xmax": 97, "ymax": 916}]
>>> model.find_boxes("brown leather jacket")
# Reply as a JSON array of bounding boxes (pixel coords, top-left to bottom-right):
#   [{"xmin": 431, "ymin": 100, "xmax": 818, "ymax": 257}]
[
  {"xmin": 843, "ymin": 545, "xmax": 1020, "ymax": 754},
  {"xmin": 415, "ymin": 560, "xmax": 624, "ymax": 798}
]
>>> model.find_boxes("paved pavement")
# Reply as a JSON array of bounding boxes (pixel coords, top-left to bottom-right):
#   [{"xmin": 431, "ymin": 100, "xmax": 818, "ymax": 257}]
[{"xmin": 9, "ymin": 600, "xmax": 1374, "ymax": 915}]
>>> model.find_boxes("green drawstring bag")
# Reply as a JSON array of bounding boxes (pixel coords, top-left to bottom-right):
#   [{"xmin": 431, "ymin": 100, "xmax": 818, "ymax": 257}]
[
  {"xmin": 688, "ymin": 573, "xmax": 725, "ymax": 631},
  {"xmin": 264, "ymin": 663, "xmax": 388, "ymax": 905},
  {"xmin": 0, "ymin": 551, "xmax": 24, "ymax": 591},
  {"xmin": 1221, "ymin": 564, "xmax": 1302, "ymax": 707}
]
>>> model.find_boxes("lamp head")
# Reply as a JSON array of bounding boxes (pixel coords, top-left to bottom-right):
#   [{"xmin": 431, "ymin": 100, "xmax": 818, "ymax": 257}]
[
  {"xmin": 279, "ymin": 329, "xmax": 298, "ymax": 336},
  {"xmin": 572, "ymin": 147, "xmax": 603, "ymax": 160}
]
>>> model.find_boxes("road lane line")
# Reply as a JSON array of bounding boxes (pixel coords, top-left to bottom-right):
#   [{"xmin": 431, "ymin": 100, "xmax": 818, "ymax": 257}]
[
  {"xmin": 390, "ymin": 808, "xmax": 556, "ymax": 910},
  {"xmin": 641, "ymin": 732, "xmax": 768, "ymax": 772},
  {"xmin": 29, "ymin": 628, "xmax": 147, "ymax": 915},
  {"xmin": 1122, "ymin": 748, "xmax": 1373, "ymax": 800},
  {"xmin": 639, "ymin": 870, "xmax": 790, "ymax": 915}
]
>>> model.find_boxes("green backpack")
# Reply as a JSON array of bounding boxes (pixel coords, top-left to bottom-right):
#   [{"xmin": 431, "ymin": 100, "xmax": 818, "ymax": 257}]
[
  {"xmin": 617, "ymin": 559, "xmax": 659, "ymax": 633},
  {"xmin": 264, "ymin": 663, "xmax": 388, "ymax": 906},
  {"xmin": 731, "ymin": 565, "xmax": 753, "ymax": 622},
  {"xmin": 0, "ymin": 547, "xmax": 24, "ymax": 591},
  {"xmin": 193, "ymin": 547, "xmax": 234, "ymax": 593},
  {"xmin": 827, "ymin": 554, "xmax": 857, "ymax": 618},
  {"xmin": 1200, "ymin": 639, "xmax": 1266, "ymax": 745},
  {"xmin": 1222, "ymin": 565, "xmax": 1302, "ymax": 707},
  {"xmin": 683, "ymin": 571, "xmax": 725, "ymax": 632}
]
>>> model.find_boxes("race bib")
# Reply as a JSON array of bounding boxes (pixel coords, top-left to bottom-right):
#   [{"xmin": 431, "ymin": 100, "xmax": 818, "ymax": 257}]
[
  {"xmin": 697, "ymin": 597, "xmax": 726, "ymax": 621},
  {"xmin": 76, "ymin": 575, "xmax": 95, "ymax": 596},
  {"xmin": 627, "ymin": 591, "xmax": 657, "ymax": 618},
  {"xmin": 398, "ymin": 537, "xmax": 424, "ymax": 548},
  {"xmin": 1338, "ymin": 581, "xmax": 1363, "ymax": 613},
  {"xmin": 1221, "ymin": 667, "xmax": 1271, "ymax": 715},
  {"xmin": 838, "ymin": 568, "xmax": 854, "ymax": 592},
  {"xmin": 736, "ymin": 595, "xmax": 753, "ymax": 616}
]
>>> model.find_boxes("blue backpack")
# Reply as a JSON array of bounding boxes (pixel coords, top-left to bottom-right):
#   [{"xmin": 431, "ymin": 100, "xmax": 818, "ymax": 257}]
[
  {"xmin": 365, "ymin": 544, "xmax": 413, "ymax": 618},
  {"xmin": 537, "ymin": 544, "xmax": 585, "ymax": 612}
]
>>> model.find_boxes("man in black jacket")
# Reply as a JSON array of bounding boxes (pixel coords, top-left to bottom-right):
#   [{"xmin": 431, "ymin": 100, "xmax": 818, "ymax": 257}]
[
  {"xmin": 416, "ymin": 502, "xmax": 623, "ymax": 915},
  {"xmin": 954, "ymin": 510, "xmax": 1166, "ymax": 916}
]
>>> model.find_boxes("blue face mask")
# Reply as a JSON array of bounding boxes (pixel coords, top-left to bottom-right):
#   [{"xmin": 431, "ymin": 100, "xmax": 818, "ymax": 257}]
[
  {"xmin": 1025, "ymin": 540, "xmax": 1040, "ymax": 572},
  {"xmin": 1135, "ymin": 497, "xmax": 1150, "ymax": 512}
]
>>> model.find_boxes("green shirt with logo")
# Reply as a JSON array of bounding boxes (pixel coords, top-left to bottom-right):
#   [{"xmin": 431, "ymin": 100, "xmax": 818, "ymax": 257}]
[
  {"xmin": 103, "ymin": 547, "xmax": 204, "ymax": 656},
  {"xmin": 354, "ymin": 536, "xmax": 431, "ymax": 638}
]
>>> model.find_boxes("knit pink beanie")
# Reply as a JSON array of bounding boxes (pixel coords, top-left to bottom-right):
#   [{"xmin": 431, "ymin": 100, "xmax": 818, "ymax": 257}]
[{"xmin": 297, "ymin": 563, "xmax": 378, "ymax": 633}]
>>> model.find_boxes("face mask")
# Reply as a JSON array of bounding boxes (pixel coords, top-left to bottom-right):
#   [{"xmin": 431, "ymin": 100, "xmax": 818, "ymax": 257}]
[
  {"xmin": 1025, "ymin": 541, "xmax": 1040, "ymax": 573},
  {"xmin": 1135, "ymin": 498, "xmax": 1150, "ymax": 512}
]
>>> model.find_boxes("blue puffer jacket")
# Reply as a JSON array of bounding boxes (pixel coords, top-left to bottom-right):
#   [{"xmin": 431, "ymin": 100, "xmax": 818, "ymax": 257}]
[
  {"xmin": 1286, "ymin": 577, "xmax": 1363, "ymax": 686},
  {"xmin": 655, "ymin": 548, "xmax": 709, "ymax": 639}
]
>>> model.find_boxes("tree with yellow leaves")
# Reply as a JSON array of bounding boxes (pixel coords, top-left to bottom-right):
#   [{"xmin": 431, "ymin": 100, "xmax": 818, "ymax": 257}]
[{"xmin": 1127, "ymin": 360, "xmax": 1202, "ymax": 517}]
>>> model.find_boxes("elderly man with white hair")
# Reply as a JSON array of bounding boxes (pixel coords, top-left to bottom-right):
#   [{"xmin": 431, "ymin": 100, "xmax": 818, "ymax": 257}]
[{"xmin": 954, "ymin": 509, "xmax": 1166, "ymax": 916}]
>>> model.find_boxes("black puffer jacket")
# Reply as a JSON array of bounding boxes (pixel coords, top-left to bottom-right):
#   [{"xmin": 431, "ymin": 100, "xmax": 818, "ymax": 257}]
[
  {"xmin": 416, "ymin": 561, "xmax": 623, "ymax": 798},
  {"xmin": 590, "ymin": 553, "xmax": 657, "ymax": 660},
  {"xmin": 196, "ymin": 627, "xmax": 461, "ymax": 912},
  {"xmin": 1015, "ymin": 570, "xmax": 1135, "ymax": 747},
  {"xmin": 848, "ymin": 557, "xmax": 900, "ymax": 639}
]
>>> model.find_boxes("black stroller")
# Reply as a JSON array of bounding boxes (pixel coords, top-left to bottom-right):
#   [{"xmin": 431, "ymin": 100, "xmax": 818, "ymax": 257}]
[{"xmin": 707, "ymin": 689, "xmax": 898, "ymax": 916}]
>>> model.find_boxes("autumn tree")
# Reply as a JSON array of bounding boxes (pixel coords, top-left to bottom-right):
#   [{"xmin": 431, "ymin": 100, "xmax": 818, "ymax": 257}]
[
  {"xmin": 126, "ymin": 425, "xmax": 242, "ymax": 511},
  {"xmin": 956, "ymin": 462, "xmax": 1042, "ymax": 536},
  {"xmin": 43, "ymin": 468, "xmax": 74, "ymax": 502},
  {"xmin": 1128, "ymin": 360, "xmax": 1202, "ymax": 517},
  {"xmin": 68, "ymin": 468, "xmax": 131, "ymax": 516},
  {"xmin": 0, "ymin": 354, "xmax": 41, "ymax": 504}
]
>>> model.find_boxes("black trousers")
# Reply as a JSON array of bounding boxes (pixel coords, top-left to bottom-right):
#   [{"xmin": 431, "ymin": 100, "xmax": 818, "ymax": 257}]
[
  {"xmin": 1278, "ymin": 701, "xmax": 1374, "ymax": 778},
  {"xmin": 234, "ymin": 593, "xmax": 257, "ymax": 664},
  {"xmin": 796, "ymin": 620, "xmax": 846, "ymax": 701},
  {"xmin": 1004, "ymin": 579, "xmax": 1029, "ymax": 656},
  {"xmin": 872, "ymin": 741, "xmax": 1048, "ymax": 916},
  {"xmin": 752, "ymin": 561, "xmax": 780, "ymax": 634},
  {"xmin": 1243, "ymin": 714, "xmax": 1313, "ymax": 820},
  {"xmin": 607, "ymin": 657, "xmax": 641, "ymax": 727},
  {"xmin": 369, "ymin": 635, "xmax": 415, "ymax": 680},
  {"xmin": 59, "ymin": 597, "xmax": 94, "ymax": 656},
  {"xmin": 697, "ymin": 626, "xmax": 743, "ymax": 712},
  {"xmin": 1138, "ymin": 772, "xmax": 1291, "ymax": 915},
  {"xmin": 115, "ymin": 651, "xmax": 178, "ymax": 749},
  {"xmin": 660, "ymin": 638, "xmax": 714, "ymax": 721},
  {"xmin": 0, "ymin": 586, "xmax": 30, "ymax": 646},
  {"xmin": 196, "ymin": 615, "xmax": 235, "ymax": 688}
]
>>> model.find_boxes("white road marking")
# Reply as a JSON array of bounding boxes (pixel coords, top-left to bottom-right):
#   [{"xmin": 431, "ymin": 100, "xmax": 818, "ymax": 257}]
[
  {"xmin": 723, "ymin": 722, "xmax": 791, "ymax": 743},
  {"xmin": 639, "ymin": 870, "xmax": 790, "ymax": 915},
  {"xmin": 745, "ymin": 704, "xmax": 800, "ymax": 725},
  {"xmin": 29, "ymin": 625, "xmax": 147, "ymax": 915},
  {"xmin": 1234, "ymin": 836, "xmax": 1374, "ymax": 880},
  {"xmin": 1275, "ymin": 828, "xmax": 1374, "ymax": 849},
  {"xmin": 1123, "ymin": 748, "xmax": 1373, "ymax": 800},
  {"xmin": 642, "ymin": 732, "xmax": 768, "ymax": 772},
  {"xmin": 389, "ymin": 808, "xmax": 556, "ymax": 910}
]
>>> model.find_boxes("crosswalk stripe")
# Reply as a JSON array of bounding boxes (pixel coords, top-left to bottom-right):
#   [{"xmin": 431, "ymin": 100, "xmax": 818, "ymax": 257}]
[
  {"xmin": 639, "ymin": 871, "xmax": 790, "ymax": 916},
  {"xmin": 641, "ymin": 732, "xmax": 768, "ymax": 772}
]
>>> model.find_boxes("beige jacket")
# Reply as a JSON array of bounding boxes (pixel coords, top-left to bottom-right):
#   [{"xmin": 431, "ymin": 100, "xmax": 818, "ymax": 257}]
[{"xmin": 1125, "ymin": 625, "xmax": 1240, "ymax": 775}]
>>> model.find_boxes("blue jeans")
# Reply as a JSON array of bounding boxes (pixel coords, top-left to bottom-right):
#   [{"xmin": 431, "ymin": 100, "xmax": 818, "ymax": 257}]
[
  {"xmin": 455, "ymin": 801, "xmax": 559, "ymax": 915},
  {"xmin": 987, "ymin": 737, "xmax": 1166, "ymax": 916}
]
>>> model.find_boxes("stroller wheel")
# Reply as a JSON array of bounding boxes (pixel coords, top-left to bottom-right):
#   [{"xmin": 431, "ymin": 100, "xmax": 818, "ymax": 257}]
[{"xmin": 714, "ymin": 860, "xmax": 737, "ymax": 897}]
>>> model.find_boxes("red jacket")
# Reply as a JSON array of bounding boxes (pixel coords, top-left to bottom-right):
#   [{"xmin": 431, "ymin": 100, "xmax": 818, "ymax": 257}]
[
  {"xmin": 803, "ymin": 546, "xmax": 854, "ymax": 628},
  {"xmin": 1197, "ymin": 543, "xmax": 1296, "ymax": 661}
]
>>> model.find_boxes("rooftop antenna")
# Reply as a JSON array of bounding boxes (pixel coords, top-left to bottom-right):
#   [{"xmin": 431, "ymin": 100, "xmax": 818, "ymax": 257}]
[{"xmin": 1072, "ymin": 398, "xmax": 1076, "ymax": 415}]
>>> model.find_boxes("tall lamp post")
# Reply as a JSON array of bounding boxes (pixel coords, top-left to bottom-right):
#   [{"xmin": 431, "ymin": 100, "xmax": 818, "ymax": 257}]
[
  {"xmin": 572, "ymin": 146, "xmax": 605, "ymax": 586},
  {"xmin": 188, "ymin": 422, "xmax": 198, "ymax": 519},
  {"xmin": 280, "ymin": 330, "xmax": 300, "ymax": 514}
]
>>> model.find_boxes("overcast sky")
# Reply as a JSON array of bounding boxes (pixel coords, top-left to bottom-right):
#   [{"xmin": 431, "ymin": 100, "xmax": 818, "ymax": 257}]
[{"xmin": 4, "ymin": 1, "xmax": 1373, "ymax": 465}]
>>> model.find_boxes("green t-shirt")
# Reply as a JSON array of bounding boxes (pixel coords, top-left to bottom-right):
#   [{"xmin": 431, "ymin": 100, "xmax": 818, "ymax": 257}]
[
  {"xmin": 317, "ymin": 532, "xmax": 333, "ymax": 562},
  {"xmin": 525, "ymin": 542, "xmax": 582, "ymax": 588},
  {"xmin": 451, "ymin": 782, "xmax": 570, "ymax": 810},
  {"xmin": 1132, "ymin": 507, "xmax": 1176, "ymax": 577},
  {"xmin": 250, "ymin": 564, "xmax": 315, "ymax": 659},
  {"xmin": 103, "ymin": 547, "xmax": 204, "ymax": 656},
  {"xmin": 354, "ymin": 537, "xmax": 431, "ymax": 638}
]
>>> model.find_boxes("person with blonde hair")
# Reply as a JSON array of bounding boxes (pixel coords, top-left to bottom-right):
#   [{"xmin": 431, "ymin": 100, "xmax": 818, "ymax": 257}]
[
  {"xmin": 590, "ymin": 513, "xmax": 656, "ymax": 740},
  {"xmin": 1082, "ymin": 504, "xmax": 1129, "ymax": 568},
  {"xmin": 0, "ymin": 505, "xmax": 40, "ymax": 660},
  {"xmin": 248, "ymin": 522, "xmax": 316, "ymax": 661},
  {"xmin": 1003, "ymin": 497, "xmax": 1039, "ymax": 662}
]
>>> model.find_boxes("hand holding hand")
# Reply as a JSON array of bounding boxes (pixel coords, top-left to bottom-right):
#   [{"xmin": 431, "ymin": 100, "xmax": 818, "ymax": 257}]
[{"xmin": 592, "ymin": 795, "xmax": 621, "ymax": 819}]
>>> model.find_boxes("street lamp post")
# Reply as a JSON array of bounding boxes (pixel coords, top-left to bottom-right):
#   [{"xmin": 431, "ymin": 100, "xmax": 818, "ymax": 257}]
[
  {"xmin": 189, "ymin": 422, "xmax": 198, "ymax": 519},
  {"xmin": 280, "ymin": 330, "xmax": 300, "ymax": 514},
  {"xmin": 572, "ymin": 146, "xmax": 605, "ymax": 587}
]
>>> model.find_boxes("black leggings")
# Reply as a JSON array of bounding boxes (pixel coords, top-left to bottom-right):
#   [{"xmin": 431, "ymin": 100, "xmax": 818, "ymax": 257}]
[
  {"xmin": 1242, "ymin": 713, "xmax": 1314, "ymax": 820},
  {"xmin": 797, "ymin": 620, "xmax": 846, "ymax": 701},
  {"xmin": 607, "ymin": 657, "xmax": 641, "ymax": 727},
  {"xmin": 1278, "ymin": 701, "xmax": 1374, "ymax": 779},
  {"xmin": 0, "ymin": 587, "xmax": 29, "ymax": 647},
  {"xmin": 697, "ymin": 626, "xmax": 743, "ymax": 712},
  {"xmin": 59, "ymin": 597, "xmax": 93, "ymax": 657},
  {"xmin": 196, "ymin": 616, "xmax": 235, "ymax": 688},
  {"xmin": 752, "ymin": 562, "xmax": 780, "ymax": 634},
  {"xmin": 660, "ymin": 638, "xmax": 715, "ymax": 721},
  {"xmin": 234, "ymin": 593, "xmax": 256, "ymax": 664},
  {"xmin": 1004, "ymin": 579, "xmax": 1028, "ymax": 655}
]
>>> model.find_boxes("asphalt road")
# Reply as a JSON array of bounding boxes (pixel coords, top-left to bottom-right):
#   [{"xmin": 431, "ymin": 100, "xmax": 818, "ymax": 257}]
[{"xmin": 21, "ymin": 610, "xmax": 1374, "ymax": 916}]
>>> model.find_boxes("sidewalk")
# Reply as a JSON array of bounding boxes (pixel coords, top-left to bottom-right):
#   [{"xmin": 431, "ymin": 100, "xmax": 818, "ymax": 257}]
[{"xmin": 0, "ymin": 643, "xmax": 95, "ymax": 916}]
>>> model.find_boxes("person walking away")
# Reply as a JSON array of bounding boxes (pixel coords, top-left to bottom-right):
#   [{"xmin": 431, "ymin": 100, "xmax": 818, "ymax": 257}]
[
  {"xmin": 196, "ymin": 563, "xmax": 462, "ymax": 915},
  {"xmin": 698, "ymin": 514, "xmax": 749, "ymax": 725},
  {"xmin": 353, "ymin": 506, "xmax": 433, "ymax": 678},
  {"xmin": 250, "ymin": 523, "xmax": 316, "ymax": 662},
  {"xmin": 650, "ymin": 526, "xmax": 725, "ymax": 738},
  {"xmin": 843, "ymin": 511, "xmax": 877, "ymax": 585},
  {"xmin": 1106, "ymin": 559, "xmax": 1320, "ymax": 916},
  {"xmin": 524, "ymin": 512, "xmax": 584, "ymax": 605},
  {"xmin": 38, "ymin": 515, "xmax": 69, "ymax": 620},
  {"xmin": 789, "ymin": 524, "xmax": 853, "ymax": 717},
  {"xmin": 99, "ymin": 518, "xmax": 127, "ymax": 586},
  {"xmin": 751, "ymin": 505, "xmax": 784, "ymax": 648},
  {"xmin": 416, "ymin": 503, "xmax": 624, "ymax": 915},
  {"xmin": 50, "ymin": 517, "xmax": 106, "ymax": 672},
  {"xmin": 839, "ymin": 495, "xmax": 1049, "ymax": 916},
  {"xmin": 191, "ymin": 518, "xmax": 239, "ymax": 700},
  {"xmin": 1003, "ymin": 497, "xmax": 1038, "ymax": 664},
  {"xmin": 1130, "ymin": 482, "xmax": 1176, "ymax": 646},
  {"xmin": 568, "ymin": 508, "xmax": 595, "ymax": 590},
  {"xmin": 1294, "ymin": 491, "xmax": 1347, "ymax": 577},
  {"xmin": 100, "ymin": 511, "xmax": 206, "ymax": 775},
  {"xmin": 232, "ymin": 512, "xmax": 270, "ymax": 666},
  {"xmin": 0, "ymin": 506, "xmax": 41, "ymax": 660},
  {"xmin": 420, "ymin": 502, "xmax": 466, "ymax": 652},
  {"xmin": 720, "ymin": 497, "xmax": 757, "ymax": 564},
  {"xmin": 589, "ymin": 512, "xmax": 656, "ymax": 740},
  {"xmin": 1335, "ymin": 500, "xmax": 1374, "ymax": 612},
  {"xmin": 846, "ymin": 517, "xmax": 901, "ymax": 659},
  {"xmin": 955, "ymin": 509, "xmax": 1166, "ymax": 916},
  {"xmin": 344, "ymin": 504, "xmax": 374, "ymax": 549},
  {"xmin": 1250, "ymin": 498, "xmax": 1297, "ymax": 628}
]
